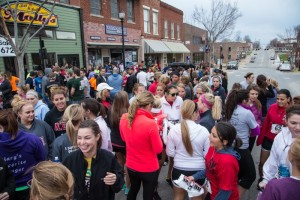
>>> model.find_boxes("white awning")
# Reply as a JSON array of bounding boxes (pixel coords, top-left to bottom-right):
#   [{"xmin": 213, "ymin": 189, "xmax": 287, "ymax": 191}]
[
  {"xmin": 163, "ymin": 41, "xmax": 190, "ymax": 53},
  {"xmin": 144, "ymin": 39, "xmax": 172, "ymax": 53}
]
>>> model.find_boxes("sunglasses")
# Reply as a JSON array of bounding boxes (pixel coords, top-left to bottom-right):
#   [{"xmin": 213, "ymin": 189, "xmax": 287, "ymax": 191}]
[{"xmin": 169, "ymin": 92, "xmax": 179, "ymax": 97}]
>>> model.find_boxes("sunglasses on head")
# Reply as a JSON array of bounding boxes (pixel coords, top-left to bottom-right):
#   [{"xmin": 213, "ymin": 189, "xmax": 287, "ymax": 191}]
[{"xmin": 169, "ymin": 92, "xmax": 179, "ymax": 97}]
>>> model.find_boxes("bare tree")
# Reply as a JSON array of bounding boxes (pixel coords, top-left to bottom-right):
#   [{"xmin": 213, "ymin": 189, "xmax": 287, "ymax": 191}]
[
  {"xmin": 192, "ymin": 0, "xmax": 242, "ymax": 65},
  {"xmin": 0, "ymin": 0, "xmax": 57, "ymax": 85},
  {"xmin": 243, "ymin": 35, "xmax": 251, "ymax": 43}
]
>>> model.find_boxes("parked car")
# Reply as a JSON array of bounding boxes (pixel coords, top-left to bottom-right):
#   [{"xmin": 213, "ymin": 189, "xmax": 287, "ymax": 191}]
[
  {"xmin": 163, "ymin": 62, "xmax": 195, "ymax": 73},
  {"xmin": 227, "ymin": 61, "xmax": 238, "ymax": 70},
  {"xmin": 278, "ymin": 63, "xmax": 292, "ymax": 71},
  {"xmin": 250, "ymin": 57, "xmax": 256, "ymax": 63},
  {"xmin": 270, "ymin": 56, "xmax": 275, "ymax": 60}
]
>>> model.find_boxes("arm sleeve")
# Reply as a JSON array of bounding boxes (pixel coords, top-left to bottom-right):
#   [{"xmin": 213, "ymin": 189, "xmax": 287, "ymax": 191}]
[
  {"xmin": 258, "ymin": 180, "xmax": 277, "ymax": 200},
  {"xmin": 111, "ymin": 156, "xmax": 125, "ymax": 193},
  {"xmin": 203, "ymin": 133, "xmax": 210, "ymax": 157},
  {"xmin": 52, "ymin": 139, "xmax": 62, "ymax": 162},
  {"xmin": 263, "ymin": 136, "xmax": 280, "ymax": 183},
  {"xmin": 166, "ymin": 127, "xmax": 176, "ymax": 157},
  {"xmin": 34, "ymin": 136, "xmax": 47, "ymax": 162},
  {"xmin": 192, "ymin": 169, "xmax": 206, "ymax": 181},
  {"xmin": 41, "ymin": 106, "xmax": 50, "ymax": 121},
  {"xmin": 45, "ymin": 123, "xmax": 56, "ymax": 160},
  {"xmin": 214, "ymin": 189, "xmax": 232, "ymax": 200},
  {"xmin": 247, "ymin": 111, "xmax": 258, "ymax": 130},
  {"xmin": 0, "ymin": 158, "xmax": 15, "ymax": 197},
  {"xmin": 149, "ymin": 124, "xmax": 163, "ymax": 155}
]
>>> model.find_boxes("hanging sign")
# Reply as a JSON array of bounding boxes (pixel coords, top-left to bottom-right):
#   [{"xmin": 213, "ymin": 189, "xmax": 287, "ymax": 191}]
[
  {"xmin": 0, "ymin": 37, "xmax": 16, "ymax": 57},
  {"xmin": 0, "ymin": 2, "xmax": 58, "ymax": 27}
]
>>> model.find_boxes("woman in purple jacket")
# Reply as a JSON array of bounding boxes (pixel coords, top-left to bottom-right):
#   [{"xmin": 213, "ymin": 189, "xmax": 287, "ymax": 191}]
[{"xmin": 0, "ymin": 109, "xmax": 46, "ymax": 200}]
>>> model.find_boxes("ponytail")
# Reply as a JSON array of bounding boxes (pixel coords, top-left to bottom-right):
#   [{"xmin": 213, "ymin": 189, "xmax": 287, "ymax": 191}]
[{"xmin": 181, "ymin": 119, "xmax": 193, "ymax": 156}]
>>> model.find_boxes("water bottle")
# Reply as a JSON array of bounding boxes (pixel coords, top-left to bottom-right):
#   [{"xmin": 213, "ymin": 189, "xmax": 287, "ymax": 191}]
[
  {"xmin": 53, "ymin": 156, "xmax": 60, "ymax": 163},
  {"xmin": 278, "ymin": 160, "xmax": 290, "ymax": 178}
]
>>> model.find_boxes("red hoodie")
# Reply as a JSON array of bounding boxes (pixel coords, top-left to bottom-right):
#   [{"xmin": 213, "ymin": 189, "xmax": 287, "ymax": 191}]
[
  {"xmin": 120, "ymin": 109, "xmax": 163, "ymax": 172},
  {"xmin": 257, "ymin": 103, "xmax": 286, "ymax": 145}
]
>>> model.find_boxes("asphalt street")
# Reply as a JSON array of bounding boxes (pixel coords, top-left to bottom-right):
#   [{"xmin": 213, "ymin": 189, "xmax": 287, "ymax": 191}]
[{"xmin": 115, "ymin": 49, "xmax": 300, "ymax": 199}]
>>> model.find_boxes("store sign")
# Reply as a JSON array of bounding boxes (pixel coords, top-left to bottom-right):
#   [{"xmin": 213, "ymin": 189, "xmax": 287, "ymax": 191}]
[
  {"xmin": 90, "ymin": 36, "xmax": 101, "ymax": 40},
  {"xmin": 0, "ymin": 2, "xmax": 58, "ymax": 27},
  {"xmin": 0, "ymin": 37, "xmax": 15, "ymax": 57},
  {"xmin": 105, "ymin": 24, "xmax": 127, "ymax": 36},
  {"xmin": 120, "ymin": 38, "xmax": 129, "ymax": 42},
  {"xmin": 107, "ymin": 37, "xmax": 116, "ymax": 41},
  {"xmin": 133, "ymin": 39, "xmax": 138, "ymax": 43}
]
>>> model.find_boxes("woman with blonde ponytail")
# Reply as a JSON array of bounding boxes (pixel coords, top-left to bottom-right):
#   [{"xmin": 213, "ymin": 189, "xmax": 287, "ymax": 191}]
[
  {"xmin": 166, "ymin": 100, "xmax": 210, "ymax": 200},
  {"xmin": 120, "ymin": 91, "xmax": 163, "ymax": 200},
  {"xmin": 197, "ymin": 93, "xmax": 222, "ymax": 132},
  {"xmin": 52, "ymin": 104, "xmax": 84, "ymax": 162}
]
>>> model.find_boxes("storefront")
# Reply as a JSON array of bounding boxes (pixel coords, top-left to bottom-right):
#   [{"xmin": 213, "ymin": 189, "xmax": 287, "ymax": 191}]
[
  {"xmin": 0, "ymin": 1, "xmax": 84, "ymax": 74},
  {"xmin": 84, "ymin": 23, "xmax": 142, "ymax": 68},
  {"xmin": 143, "ymin": 39, "xmax": 190, "ymax": 68}
]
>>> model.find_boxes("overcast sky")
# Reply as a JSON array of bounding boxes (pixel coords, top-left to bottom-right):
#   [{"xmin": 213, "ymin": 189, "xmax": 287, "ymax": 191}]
[{"xmin": 161, "ymin": 0, "xmax": 300, "ymax": 46}]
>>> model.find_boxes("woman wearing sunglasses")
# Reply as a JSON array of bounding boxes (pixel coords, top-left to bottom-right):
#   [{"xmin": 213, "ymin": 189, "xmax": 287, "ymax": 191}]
[{"xmin": 161, "ymin": 85, "xmax": 184, "ymax": 187}]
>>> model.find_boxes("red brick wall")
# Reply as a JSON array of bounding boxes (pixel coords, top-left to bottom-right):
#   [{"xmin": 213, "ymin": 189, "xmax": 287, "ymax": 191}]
[
  {"xmin": 160, "ymin": 1, "xmax": 184, "ymax": 41},
  {"xmin": 139, "ymin": 0, "xmax": 160, "ymax": 39}
]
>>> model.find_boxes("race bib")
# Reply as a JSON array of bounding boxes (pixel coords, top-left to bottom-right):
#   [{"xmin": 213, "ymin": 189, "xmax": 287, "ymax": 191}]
[{"xmin": 271, "ymin": 124, "xmax": 282, "ymax": 134}]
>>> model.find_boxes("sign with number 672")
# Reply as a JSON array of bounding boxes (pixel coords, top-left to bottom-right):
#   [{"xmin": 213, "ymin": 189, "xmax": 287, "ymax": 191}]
[{"xmin": 0, "ymin": 37, "xmax": 16, "ymax": 57}]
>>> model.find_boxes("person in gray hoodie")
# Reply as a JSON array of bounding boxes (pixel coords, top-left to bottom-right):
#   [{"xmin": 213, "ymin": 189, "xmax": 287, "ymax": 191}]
[
  {"xmin": 26, "ymin": 90, "xmax": 49, "ymax": 120},
  {"xmin": 42, "ymin": 67, "xmax": 52, "ymax": 106},
  {"xmin": 11, "ymin": 96, "xmax": 55, "ymax": 160}
]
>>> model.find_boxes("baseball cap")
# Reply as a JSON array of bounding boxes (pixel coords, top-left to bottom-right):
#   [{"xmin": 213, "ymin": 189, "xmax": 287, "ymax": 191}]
[{"xmin": 97, "ymin": 83, "xmax": 113, "ymax": 92}]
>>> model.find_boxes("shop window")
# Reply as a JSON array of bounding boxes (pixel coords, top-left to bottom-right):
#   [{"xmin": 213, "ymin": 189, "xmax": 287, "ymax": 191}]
[
  {"xmin": 56, "ymin": 31, "xmax": 76, "ymax": 40},
  {"xmin": 25, "ymin": 28, "xmax": 54, "ymax": 39},
  {"xmin": 192, "ymin": 36, "xmax": 201, "ymax": 45},
  {"xmin": 32, "ymin": 53, "xmax": 56, "ymax": 68},
  {"xmin": 228, "ymin": 55, "xmax": 231, "ymax": 60},
  {"xmin": 60, "ymin": 0, "xmax": 69, "ymax": 3},
  {"xmin": 171, "ymin": 22, "xmax": 174, "ymax": 39},
  {"xmin": 0, "ymin": 24, "xmax": 23, "ymax": 37},
  {"xmin": 164, "ymin": 20, "xmax": 168, "ymax": 38},
  {"xmin": 111, "ymin": 0, "xmax": 119, "ymax": 19},
  {"xmin": 58, "ymin": 54, "xmax": 80, "ymax": 67},
  {"xmin": 4, "ymin": 54, "xmax": 28, "ymax": 76},
  {"xmin": 88, "ymin": 48, "xmax": 102, "ymax": 67},
  {"xmin": 177, "ymin": 24, "xmax": 180, "ymax": 40},
  {"xmin": 153, "ymin": 11, "xmax": 158, "ymax": 35},
  {"xmin": 126, "ymin": 0, "xmax": 134, "ymax": 22},
  {"xmin": 143, "ymin": 8, "xmax": 150, "ymax": 33},
  {"xmin": 90, "ymin": 0, "xmax": 101, "ymax": 15}
]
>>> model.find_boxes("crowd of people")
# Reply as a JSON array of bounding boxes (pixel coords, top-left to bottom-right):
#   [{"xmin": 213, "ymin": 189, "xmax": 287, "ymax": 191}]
[{"xmin": 1, "ymin": 62, "xmax": 300, "ymax": 200}]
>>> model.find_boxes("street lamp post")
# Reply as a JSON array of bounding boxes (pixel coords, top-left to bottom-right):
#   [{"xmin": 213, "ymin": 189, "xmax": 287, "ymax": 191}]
[
  {"xmin": 119, "ymin": 11, "xmax": 126, "ymax": 69},
  {"xmin": 220, "ymin": 45, "xmax": 223, "ymax": 69}
]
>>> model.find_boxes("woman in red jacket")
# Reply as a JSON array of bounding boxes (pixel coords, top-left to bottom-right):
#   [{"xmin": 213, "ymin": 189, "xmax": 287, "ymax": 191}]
[
  {"xmin": 120, "ymin": 91, "xmax": 163, "ymax": 200},
  {"xmin": 257, "ymin": 89, "xmax": 292, "ymax": 185}
]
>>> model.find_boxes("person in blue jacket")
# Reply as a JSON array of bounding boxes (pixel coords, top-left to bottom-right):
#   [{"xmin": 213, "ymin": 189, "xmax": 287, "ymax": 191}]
[{"xmin": 0, "ymin": 109, "xmax": 46, "ymax": 200}]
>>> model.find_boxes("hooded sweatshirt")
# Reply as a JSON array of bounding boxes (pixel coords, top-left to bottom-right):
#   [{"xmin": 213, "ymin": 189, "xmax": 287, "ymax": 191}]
[
  {"xmin": 166, "ymin": 120, "xmax": 210, "ymax": 171},
  {"xmin": 42, "ymin": 68, "xmax": 52, "ymax": 96},
  {"xmin": 34, "ymin": 100, "xmax": 50, "ymax": 121},
  {"xmin": 18, "ymin": 119, "xmax": 55, "ymax": 159},
  {"xmin": 0, "ymin": 131, "xmax": 46, "ymax": 188}
]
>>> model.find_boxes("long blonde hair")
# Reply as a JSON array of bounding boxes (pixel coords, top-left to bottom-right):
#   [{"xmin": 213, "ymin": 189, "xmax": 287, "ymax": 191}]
[
  {"xmin": 63, "ymin": 104, "xmax": 83, "ymax": 146},
  {"xmin": 127, "ymin": 91, "xmax": 154, "ymax": 127},
  {"xmin": 290, "ymin": 138, "xmax": 300, "ymax": 171},
  {"xmin": 181, "ymin": 100, "xmax": 198, "ymax": 156},
  {"xmin": 30, "ymin": 161, "xmax": 74, "ymax": 200},
  {"xmin": 201, "ymin": 93, "xmax": 222, "ymax": 120}
]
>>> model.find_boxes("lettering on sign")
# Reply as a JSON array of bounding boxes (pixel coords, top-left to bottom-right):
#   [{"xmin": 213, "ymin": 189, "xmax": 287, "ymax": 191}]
[
  {"xmin": 0, "ymin": 37, "xmax": 15, "ymax": 57},
  {"xmin": 133, "ymin": 39, "xmax": 138, "ymax": 43},
  {"xmin": 107, "ymin": 37, "xmax": 116, "ymax": 41},
  {"xmin": 105, "ymin": 24, "xmax": 127, "ymax": 36},
  {"xmin": 90, "ymin": 36, "xmax": 101, "ymax": 40},
  {"xmin": 0, "ymin": 2, "xmax": 58, "ymax": 27}
]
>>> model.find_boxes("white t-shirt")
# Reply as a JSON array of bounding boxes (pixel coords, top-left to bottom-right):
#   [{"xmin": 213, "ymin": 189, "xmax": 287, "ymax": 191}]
[{"xmin": 137, "ymin": 71, "xmax": 148, "ymax": 87}]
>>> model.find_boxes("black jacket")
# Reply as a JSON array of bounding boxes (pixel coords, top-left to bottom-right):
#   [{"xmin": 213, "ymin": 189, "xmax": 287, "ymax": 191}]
[
  {"xmin": 124, "ymin": 74, "xmax": 137, "ymax": 93},
  {"xmin": 96, "ymin": 75, "xmax": 106, "ymax": 86},
  {"xmin": 63, "ymin": 149, "xmax": 124, "ymax": 200},
  {"xmin": 258, "ymin": 85, "xmax": 275, "ymax": 117},
  {"xmin": 0, "ymin": 157, "xmax": 15, "ymax": 198},
  {"xmin": 0, "ymin": 79, "xmax": 13, "ymax": 108}
]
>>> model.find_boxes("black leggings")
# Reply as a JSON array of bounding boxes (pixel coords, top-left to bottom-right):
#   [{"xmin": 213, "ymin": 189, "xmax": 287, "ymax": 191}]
[
  {"xmin": 127, "ymin": 168, "xmax": 159, "ymax": 200},
  {"xmin": 236, "ymin": 148, "xmax": 256, "ymax": 189}
]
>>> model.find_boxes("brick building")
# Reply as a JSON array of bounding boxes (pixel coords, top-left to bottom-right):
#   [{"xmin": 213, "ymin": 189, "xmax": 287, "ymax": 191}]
[
  {"xmin": 62, "ymin": 0, "xmax": 189, "ymax": 69},
  {"xmin": 212, "ymin": 42, "xmax": 251, "ymax": 64},
  {"xmin": 183, "ymin": 23, "xmax": 208, "ymax": 65}
]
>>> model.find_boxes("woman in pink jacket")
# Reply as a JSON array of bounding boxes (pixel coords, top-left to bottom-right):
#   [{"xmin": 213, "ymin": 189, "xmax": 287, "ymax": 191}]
[{"xmin": 120, "ymin": 91, "xmax": 163, "ymax": 200}]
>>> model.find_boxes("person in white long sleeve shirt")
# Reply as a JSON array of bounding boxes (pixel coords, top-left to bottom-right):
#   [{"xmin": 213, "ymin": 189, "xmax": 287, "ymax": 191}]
[
  {"xmin": 137, "ymin": 68, "xmax": 148, "ymax": 87},
  {"xmin": 166, "ymin": 100, "xmax": 209, "ymax": 199},
  {"xmin": 259, "ymin": 105, "xmax": 300, "ymax": 190}
]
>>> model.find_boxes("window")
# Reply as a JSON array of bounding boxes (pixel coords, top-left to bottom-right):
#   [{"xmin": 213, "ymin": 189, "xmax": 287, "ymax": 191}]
[
  {"xmin": 164, "ymin": 20, "xmax": 168, "ymax": 38},
  {"xmin": 228, "ymin": 47, "xmax": 231, "ymax": 51},
  {"xmin": 90, "ymin": 0, "xmax": 101, "ymax": 15},
  {"xmin": 126, "ymin": 0, "xmax": 134, "ymax": 22},
  {"xmin": 228, "ymin": 55, "xmax": 231, "ymax": 60},
  {"xmin": 153, "ymin": 11, "xmax": 158, "ymax": 35},
  {"xmin": 60, "ymin": 0, "xmax": 69, "ymax": 4},
  {"xmin": 171, "ymin": 22, "xmax": 174, "ymax": 39},
  {"xmin": 177, "ymin": 24, "xmax": 180, "ymax": 39},
  {"xmin": 143, "ymin": 9, "xmax": 150, "ymax": 33},
  {"xmin": 56, "ymin": 31, "xmax": 76, "ymax": 40},
  {"xmin": 192, "ymin": 36, "xmax": 201, "ymax": 45},
  {"xmin": 111, "ymin": 0, "xmax": 119, "ymax": 19}
]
